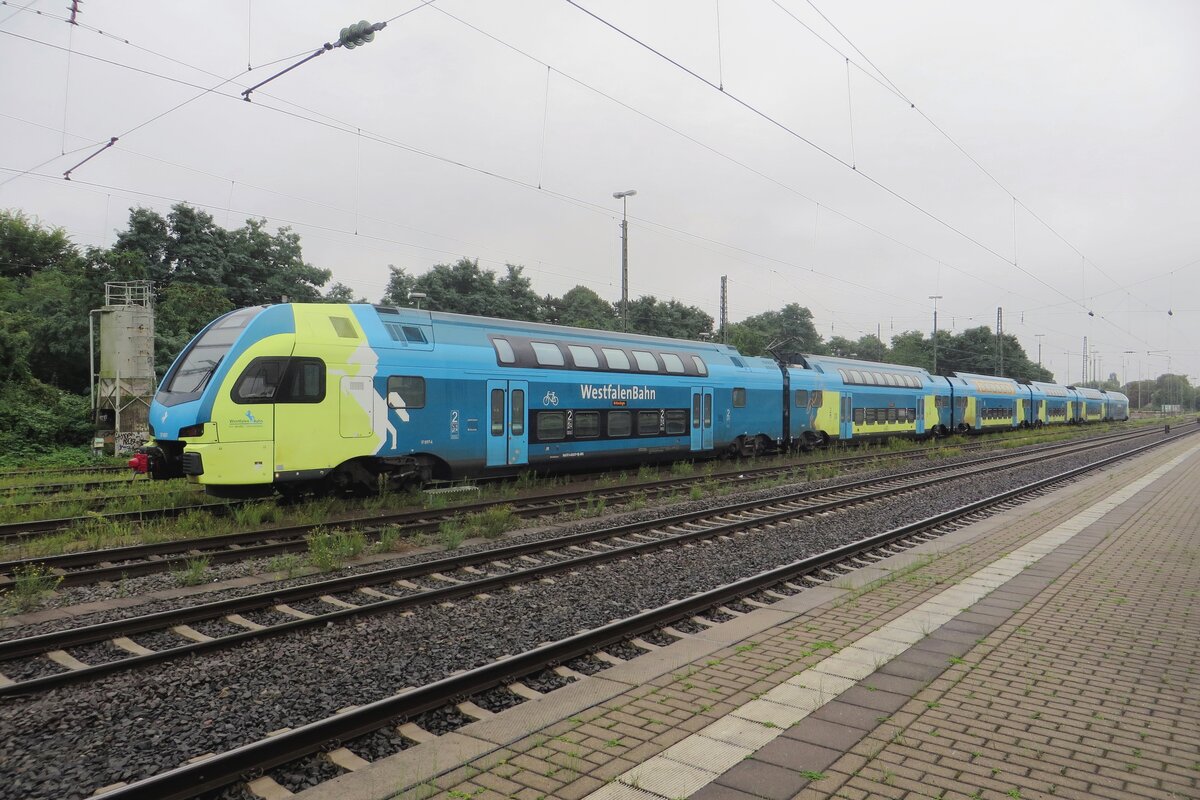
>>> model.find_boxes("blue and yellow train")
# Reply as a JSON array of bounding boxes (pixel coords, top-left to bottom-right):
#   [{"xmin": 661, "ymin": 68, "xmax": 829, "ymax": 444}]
[{"xmin": 131, "ymin": 303, "xmax": 1129, "ymax": 496}]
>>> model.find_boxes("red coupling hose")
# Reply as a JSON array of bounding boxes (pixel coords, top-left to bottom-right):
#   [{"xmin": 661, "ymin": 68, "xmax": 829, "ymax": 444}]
[{"xmin": 128, "ymin": 452, "xmax": 149, "ymax": 474}]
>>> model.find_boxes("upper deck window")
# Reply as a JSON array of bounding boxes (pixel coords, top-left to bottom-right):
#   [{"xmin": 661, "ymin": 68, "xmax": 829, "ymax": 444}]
[
  {"xmin": 661, "ymin": 353, "xmax": 685, "ymax": 374},
  {"xmin": 493, "ymin": 338, "xmax": 516, "ymax": 364},
  {"xmin": 632, "ymin": 350, "xmax": 658, "ymax": 372},
  {"xmin": 691, "ymin": 356, "xmax": 708, "ymax": 376},
  {"xmin": 568, "ymin": 345, "xmax": 599, "ymax": 369},
  {"xmin": 531, "ymin": 341, "xmax": 564, "ymax": 367},
  {"xmin": 603, "ymin": 348, "xmax": 631, "ymax": 371}
]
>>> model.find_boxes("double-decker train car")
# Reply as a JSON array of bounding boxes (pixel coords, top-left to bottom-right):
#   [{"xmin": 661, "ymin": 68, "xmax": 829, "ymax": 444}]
[
  {"xmin": 952, "ymin": 372, "xmax": 1023, "ymax": 433},
  {"xmin": 133, "ymin": 303, "xmax": 1129, "ymax": 496},
  {"xmin": 137, "ymin": 304, "xmax": 784, "ymax": 494},
  {"xmin": 791, "ymin": 355, "xmax": 936, "ymax": 443}
]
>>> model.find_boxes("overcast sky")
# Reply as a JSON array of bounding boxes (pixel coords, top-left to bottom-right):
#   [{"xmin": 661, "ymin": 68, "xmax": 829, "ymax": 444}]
[{"xmin": 2, "ymin": 0, "xmax": 1197, "ymax": 385}]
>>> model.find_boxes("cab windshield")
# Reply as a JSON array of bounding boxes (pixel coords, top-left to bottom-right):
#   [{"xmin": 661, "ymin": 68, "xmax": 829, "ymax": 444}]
[{"xmin": 159, "ymin": 306, "xmax": 263, "ymax": 403}]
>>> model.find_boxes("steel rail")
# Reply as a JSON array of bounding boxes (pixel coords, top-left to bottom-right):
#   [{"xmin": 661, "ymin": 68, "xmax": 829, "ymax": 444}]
[
  {"xmin": 0, "ymin": 421, "xmax": 1142, "ymax": 544},
  {"xmin": 0, "ymin": 425, "xmax": 1176, "ymax": 694},
  {"xmin": 91, "ymin": 427, "xmax": 1195, "ymax": 800},
  {"xmin": 0, "ymin": 423, "xmax": 1165, "ymax": 585}
]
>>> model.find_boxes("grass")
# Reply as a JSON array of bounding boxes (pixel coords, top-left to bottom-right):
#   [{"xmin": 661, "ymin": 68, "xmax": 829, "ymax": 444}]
[
  {"xmin": 1, "ymin": 564, "xmax": 63, "ymax": 613},
  {"xmin": 174, "ymin": 555, "xmax": 210, "ymax": 586},
  {"xmin": 306, "ymin": 527, "xmax": 368, "ymax": 571},
  {"xmin": 267, "ymin": 552, "xmax": 306, "ymax": 578},
  {"xmin": 437, "ymin": 505, "xmax": 519, "ymax": 549}
]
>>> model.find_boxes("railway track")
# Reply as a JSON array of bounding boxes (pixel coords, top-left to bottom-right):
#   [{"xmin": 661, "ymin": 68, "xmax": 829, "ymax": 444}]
[
  {"xmin": 0, "ymin": 424, "xmax": 1164, "ymax": 587},
  {"xmin": 75, "ymin": 425, "xmax": 1195, "ymax": 799},
  {"xmin": 0, "ymin": 423, "xmax": 1181, "ymax": 696},
  {"xmin": 0, "ymin": 423, "xmax": 1143, "ymax": 549}
]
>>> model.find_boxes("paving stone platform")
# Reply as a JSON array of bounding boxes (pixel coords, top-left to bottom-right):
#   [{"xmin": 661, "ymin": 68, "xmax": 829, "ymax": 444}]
[{"xmin": 297, "ymin": 434, "xmax": 1200, "ymax": 800}]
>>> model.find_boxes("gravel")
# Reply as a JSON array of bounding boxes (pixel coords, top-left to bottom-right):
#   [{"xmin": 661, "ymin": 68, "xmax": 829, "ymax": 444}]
[
  {"xmin": 639, "ymin": 628, "xmax": 679, "ymax": 647},
  {"xmin": 603, "ymin": 640, "xmax": 649, "ymax": 661},
  {"xmin": 129, "ymin": 628, "xmax": 192, "ymax": 652},
  {"xmin": 471, "ymin": 686, "xmax": 526, "ymax": 714},
  {"xmin": 186, "ymin": 618, "xmax": 247, "ymax": 639},
  {"xmin": 344, "ymin": 724, "xmax": 413, "ymax": 761},
  {"xmin": 0, "ymin": 430, "xmax": 1108, "ymax": 642},
  {"xmin": 267, "ymin": 754, "xmax": 345, "ymax": 793},
  {"xmin": 522, "ymin": 668, "xmax": 575, "ymax": 694},
  {"xmin": 0, "ymin": 434, "xmax": 1170, "ymax": 799}
]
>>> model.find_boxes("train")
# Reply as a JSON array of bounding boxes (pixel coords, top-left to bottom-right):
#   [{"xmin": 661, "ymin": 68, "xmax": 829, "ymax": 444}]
[{"xmin": 129, "ymin": 303, "xmax": 1130, "ymax": 496}]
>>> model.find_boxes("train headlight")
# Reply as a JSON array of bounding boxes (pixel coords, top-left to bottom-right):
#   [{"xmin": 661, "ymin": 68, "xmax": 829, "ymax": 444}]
[{"xmin": 179, "ymin": 423, "xmax": 205, "ymax": 438}]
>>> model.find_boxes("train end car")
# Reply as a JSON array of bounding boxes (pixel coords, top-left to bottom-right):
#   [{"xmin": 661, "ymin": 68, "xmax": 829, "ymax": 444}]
[
  {"xmin": 135, "ymin": 303, "xmax": 790, "ymax": 496},
  {"xmin": 1102, "ymin": 390, "xmax": 1130, "ymax": 421}
]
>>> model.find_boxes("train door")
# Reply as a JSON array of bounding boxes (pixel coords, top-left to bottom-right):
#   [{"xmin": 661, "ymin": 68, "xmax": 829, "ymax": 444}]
[
  {"xmin": 915, "ymin": 395, "xmax": 925, "ymax": 436},
  {"xmin": 485, "ymin": 379, "xmax": 529, "ymax": 467},
  {"xmin": 840, "ymin": 393, "xmax": 853, "ymax": 440},
  {"xmin": 690, "ymin": 387, "xmax": 714, "ymax": 452}
]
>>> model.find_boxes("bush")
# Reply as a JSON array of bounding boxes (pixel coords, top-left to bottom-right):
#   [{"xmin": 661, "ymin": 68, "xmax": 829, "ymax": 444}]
[{"xmin": 0, "ymin": 379, "xmax": 93, "ymax": 466}]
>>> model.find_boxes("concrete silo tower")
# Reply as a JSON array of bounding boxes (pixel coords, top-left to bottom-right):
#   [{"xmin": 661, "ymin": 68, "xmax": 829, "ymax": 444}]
[{"xmin": 91, "ymin": 281, "xmax": 156, "ymax": 454}]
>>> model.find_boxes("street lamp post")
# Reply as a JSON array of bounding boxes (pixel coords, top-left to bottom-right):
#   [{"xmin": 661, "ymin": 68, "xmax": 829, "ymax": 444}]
[
  {"xmin": 928, "ymin": 295, "xmax": 942, "ymax": 374},
  {"xmin": 410, "ymin": 291, "xmax": 427, "ymax": 310},
  {"xmin": 613, "ymin": 189, "xmax": 637, "ymax": 332},
  {"xmin": 1035, "ymin": 334, "xmax": 1045, "ymax": 368}
]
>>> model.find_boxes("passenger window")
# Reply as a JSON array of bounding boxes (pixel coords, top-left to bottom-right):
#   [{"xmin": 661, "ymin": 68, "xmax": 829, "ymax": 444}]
[
  {"xmin": 853, "ymin": 407, "xmax": 864, "ymax": 424},
  {"xmin": 387, "ymin": 376, "xmax": 426, "ymax": 409},
  {"xmin": 233, "ymin": 358, "xmax": 287, "ymax": 403},
  {"xmin": 693, "ymin": 395, "xmax": 701, "ymax": 428},
  {"xmin": 511, "ymin": 390, "xmax": 525, "ymax": 435},
  {"xmin": 665, "ymin": 410, "xmax": 687, "ymax": 435},
  {"xmin": 568, "ymin": 345, "xmax": 599, "ymax": 369},
  {"xmin": 812, "ymin": 390, "xmax": 823, "ymax": 407},
  {"xmin": 865, "ymin": 408, "xmax": 876, "ymax": 423},
  {"xmin": 602, "ymin": 348, "xmax": 631, "ymax": 371},
  {"xmin": 795, "ymin": 389, "xmax": 809, "ymax": 407},
  {"xmin": 637, "ymin": 410, "xmax": 660, "ymax": 435},
  {"xmin": 537, "ymin": 411, "xmax": 564, "ymax": 440},
  {"xmin": 691, "ymin": 356, "xmax": 708, "ymax": 376},
  {"xmin": 732, "ymin": 388, "xmax": 746, "ymax": 408},
  {"xmin": 575, "ymin": 411, "xmax": 600, "ymax": 438},
  {"xmin": 531, "ymin": 342, "xmax": 564, "ymax": 367},
  {"xmin": 661, "ymin": 353, "xmax": 685, "ymax": 374},
  {"xmin": 608, "ymin": 410, "xmax": 631, "ymax": 437},
  {"xmin": 632, "ymin": 350, "xmax": 658, "ymax": 372},
  {"xmin": 887, "ymin": 408, "xmax": 897, "ymax": 422},
  {"xmin": 490, "ymin": 389, "xmax": 504, "ymax": 435},
  {"xmin": 493, "ymin": 338, "xmax": 516, "ymax": 364},
  {"xmin": 402, "ymin": 325, "xmax": 427, "ymax": 344},
  {"xmin": 278, "ymin": 359, "xmax": 325, "ymax": 403}
]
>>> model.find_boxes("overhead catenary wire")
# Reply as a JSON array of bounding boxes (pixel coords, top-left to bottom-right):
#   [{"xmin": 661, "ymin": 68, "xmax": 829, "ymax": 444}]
[
  {"xmin": 798, "ymin": 0, "xmax": 1126, "ymax": 297},
  {"xmin": 560, "ymin": 0, "xmax": 1095, "ymax": 316},
  {"xmin": 5, "ymin": 4, "xmax": 1034, "ymax": 320},
  {"xmin": 0, "ymin": 5, "xmax": 1179, "ymax": 367}
]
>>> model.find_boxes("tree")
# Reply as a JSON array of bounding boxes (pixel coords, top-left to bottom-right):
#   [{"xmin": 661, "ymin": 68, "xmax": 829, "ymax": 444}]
[
  {"xmin": 725, "ymin": 303, "xmax": 821, "ymax": 358},
  {"xmin": 409, "ymin": 258, "xmax": 502, "ymax": 317},
  {"xmin": 543, "ymin": 285, "xmax": 616, "ymax": 330},
  {"xmin": 624, "ymin": 296, "xmax": 713, "ymax": 340},
  {"xmin": 0, "ymin": 211, "xmax": 75, "ymax": 280},
  {"xmin": 323, "ymin": 282, "xmax": 365, "ymax": 303},
  {"xmin": 494, "ymin": 264, "xmax": 543, "ymax": 322},
  {"xmin": 888, "ymin": 330, "xmax": 932, "ymax": 372},
  {"xmin": 380, "ymin": 265, "xmax": 416, "ymax": 306}
]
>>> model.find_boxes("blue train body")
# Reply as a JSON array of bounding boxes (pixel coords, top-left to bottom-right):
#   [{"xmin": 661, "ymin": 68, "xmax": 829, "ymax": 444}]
[{"xmin": 136, "ymin": 303, "xmax": 1130, "ymax": 494}]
